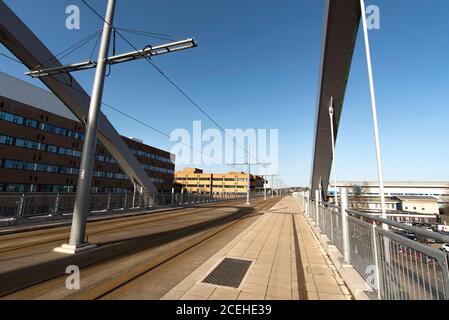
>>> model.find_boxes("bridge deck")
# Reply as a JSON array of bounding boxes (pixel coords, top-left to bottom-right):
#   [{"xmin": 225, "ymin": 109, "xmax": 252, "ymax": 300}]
[
  {"xmin": 162, "ymin": 197, "xmax": 352, "ymax": 300},
  {"xmin": 0, "ymin": 197, "xmax": 351, "ymax": 300}
]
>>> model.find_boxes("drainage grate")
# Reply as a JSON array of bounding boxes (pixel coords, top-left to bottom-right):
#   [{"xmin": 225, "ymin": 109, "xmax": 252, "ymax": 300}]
[{"xmin": 203, "ymin": 258, "xmax": 252, "ymax": 288}]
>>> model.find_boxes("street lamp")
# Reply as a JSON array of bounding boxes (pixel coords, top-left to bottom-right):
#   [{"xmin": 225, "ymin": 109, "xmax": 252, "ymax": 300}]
[{"xmin": 329, "ymin": 96, "xmax": 339, "ymax": 207}]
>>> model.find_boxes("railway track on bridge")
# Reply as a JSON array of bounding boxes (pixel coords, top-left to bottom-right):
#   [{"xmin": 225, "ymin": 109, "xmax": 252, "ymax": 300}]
[
  {"xmin": 0, "ymin": 201, "xmax": 242, "ymax": 254},
  {"xmin": 0, "ymin": 197, "xmax": 282, "ymax": 300}
]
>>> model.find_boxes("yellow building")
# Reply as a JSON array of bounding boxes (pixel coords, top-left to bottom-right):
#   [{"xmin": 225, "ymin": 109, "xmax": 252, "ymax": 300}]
[{"xmin": 174, "ymin": 168, "xmax": 265, "ymax": 194}]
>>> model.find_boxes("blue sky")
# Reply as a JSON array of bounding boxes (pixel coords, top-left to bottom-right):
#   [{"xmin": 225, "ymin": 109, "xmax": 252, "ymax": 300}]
[{"xmin": 1, "ymin": 0, "xmax": 448, "ymax": 187}]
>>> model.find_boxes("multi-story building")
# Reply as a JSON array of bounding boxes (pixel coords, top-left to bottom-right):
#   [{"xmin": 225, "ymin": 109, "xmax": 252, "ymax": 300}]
[
  {"xmin": 174, "ymin": 168, "xmax": 265, "ymax": 194},
  {"xmin": 0, "ymin": 72, "xmax": 175, "ymax": 193},
  {"xmin": 396, "ymin": 196, "xmax": 440, "ymax": 215},
  {"xmin": 331, "ymin": 181, "xmax": 449, "ymax": 201}
]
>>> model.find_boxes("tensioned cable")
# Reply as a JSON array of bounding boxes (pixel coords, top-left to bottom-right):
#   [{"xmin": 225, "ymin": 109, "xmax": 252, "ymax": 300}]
[
  {"xmin": 33, "ymin": 30, "xmax": 101, "ymax": 70},
  {"xmin": 0, "ymin": 52, "xmax": 22, "ymax": 64},
  {"xmin": 89, "ymin": 30, "xmax": 103, "ymax": 61},
  {"xmin": 0, "ymin": 51, "xmax": 244, "ymax": 173},
  {"xmin": 79, "ymin": 0, "xmax": 262, "ymax": 166},
  {"xmin": 116, "ymin": 27, "xmax": 179, "ymax": 42}
]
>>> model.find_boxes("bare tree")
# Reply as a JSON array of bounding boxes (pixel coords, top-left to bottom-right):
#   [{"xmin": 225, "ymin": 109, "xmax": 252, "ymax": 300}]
[{"xmin": 349, "ymin": 181, "xmax": 370, "ymax": 209}]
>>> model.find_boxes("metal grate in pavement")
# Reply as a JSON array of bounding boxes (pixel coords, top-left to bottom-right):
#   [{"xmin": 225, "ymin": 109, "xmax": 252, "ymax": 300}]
[{"xmin": 202, "ymin": 258, "xmax": 252, "ymax": 288}]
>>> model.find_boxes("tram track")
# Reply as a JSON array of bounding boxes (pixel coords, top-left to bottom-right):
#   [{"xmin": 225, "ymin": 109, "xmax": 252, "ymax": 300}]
[
  {"xmin": 1, "ymin": 197, "xmax": 282, "ymax": 299},
  {"xmin": 0, "ymin": 199, "xmax": 250, "ymax": 254}
]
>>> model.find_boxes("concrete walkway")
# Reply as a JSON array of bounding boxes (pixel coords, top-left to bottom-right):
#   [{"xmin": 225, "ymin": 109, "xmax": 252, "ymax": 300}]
[{"xmin": 161, "ymin": 197, "xmax": 352, "ymax": 300}]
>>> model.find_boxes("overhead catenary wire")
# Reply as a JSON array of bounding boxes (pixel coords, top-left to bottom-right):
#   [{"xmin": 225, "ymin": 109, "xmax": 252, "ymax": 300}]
[
  {"xmin": 79, "ymin": 0, "xmax": 263, "ymax": 166},
  {"xmin": 0, "ymin": 50, "xmax": 244, "ymax": 173}
]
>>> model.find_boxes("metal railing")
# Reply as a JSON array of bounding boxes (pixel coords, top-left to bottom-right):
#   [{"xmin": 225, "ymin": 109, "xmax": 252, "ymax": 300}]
[
  {"xmin": 0, "ymin": 191, "xmax": 267, "ymax": 225},
  {"xmin": 293, "ymin": 191, "xmax": 449, "ymax": 300}
]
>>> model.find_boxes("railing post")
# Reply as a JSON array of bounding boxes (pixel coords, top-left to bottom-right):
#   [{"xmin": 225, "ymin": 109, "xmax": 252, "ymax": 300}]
[
  {"xmin": 341, "ymin": 188, "xmax": 350, "ymax": 264},
  {"xmin": 54, "ymin": 194, "xmax": 61, "ymax": 216},
  {"xmin": 139, "ymin": 192, "xmax": 144, "ymax": 208},
  {"xmin": 371, "ymin": 221, "xmax": 382, "ymax": 300},
  {"xmin": 106, "ymin": 193, "xmax": 111, "ymax": 212},
  {"xmin": 149, "ymin": 194, "xmax": 153, "ymax": 208},
  {"xmin": 123, "ymin": 193, "xmax": 128, "ymax": 210},
  {"xmin": 330, "ymin": 206, "xmax": 334, "ymax": 245},
  {"xmin": 315, "ymin": 190, "xmax": 320, "ymax": 229},
  {"xmin": 17, "ymin": 193, "xmax": 26, "ymax": 219},
  {"xmin": 305, "ymin": 197, "xmax": 309, "ymax": 216}
]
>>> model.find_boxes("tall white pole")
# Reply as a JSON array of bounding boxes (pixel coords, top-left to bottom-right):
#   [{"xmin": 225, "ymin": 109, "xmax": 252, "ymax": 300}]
[
  {"xmin": 329, "ymin": 97, "xmax": 339, "ymax": 207},
  {"xmin": 65, "ymin": 0, "xmax": 117, "ymax": 250},
  {"xmin": 360, "ymin": 0, "xmax": 387, "ymax": 225}
]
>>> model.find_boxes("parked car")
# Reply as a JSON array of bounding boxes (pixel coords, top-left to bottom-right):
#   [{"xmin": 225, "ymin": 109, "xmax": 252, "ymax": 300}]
[
  {"xmin": 436, "ymin": 225, "xmax": 449, "ymax": 233},
  {"xmin": 400, "ymin": 231, "xmax": 417, "ymax": 241},
  {"xmin": 441, "ymin": 243, "xmax": 449, "ymax": 253}
]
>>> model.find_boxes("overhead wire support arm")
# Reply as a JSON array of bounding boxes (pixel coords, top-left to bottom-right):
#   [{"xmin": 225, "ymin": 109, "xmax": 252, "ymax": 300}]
[{"xmin": 25, "ymin": 38, "xmax": 197, "ymax": 78}]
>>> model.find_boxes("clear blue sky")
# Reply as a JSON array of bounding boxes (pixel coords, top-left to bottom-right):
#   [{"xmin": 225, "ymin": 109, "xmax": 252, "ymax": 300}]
[{"xmin": 1, "ymin": 0, "xmax": 448, "ymax": 187}]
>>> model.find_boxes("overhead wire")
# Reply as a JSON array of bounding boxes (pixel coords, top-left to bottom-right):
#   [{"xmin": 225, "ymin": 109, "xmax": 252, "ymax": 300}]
[
  {"xmin": 79, "ymin": 0, "xmax": 263, "ymax": 166},
  {"xmin": 0, "ymin": 50, "xmax": 244, "ymax": 173}
]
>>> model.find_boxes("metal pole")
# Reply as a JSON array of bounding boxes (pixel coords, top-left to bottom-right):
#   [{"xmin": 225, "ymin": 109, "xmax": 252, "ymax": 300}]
[
  {"xmin": 315, "ymin": 190, "xmax": 320, "ymax": 229},
  {"xmin": 305, "ymin": 193, "xmax": 309, "ymax": 216},
  {"xmin": 67, "ymin": 0, "xmax": 116, "ymax": 248},
  {"xmin": 371, "ymin": 222, "xmax": 382, "ymax": 299},
  {"xmin": 341, "ymin": 188, "xmax": 350, "ymax": 264},
  {"xmin": 329, "ymin": 96, "xmax": 339, "ymax": 207},
  {"xmin": 264, "ymin": 167, "xmax": 267, "ymax": 201},
  {"xmin": 132, "ymin": 183, "xmax": 136, "ymax": 208},
  {"xmin": 246, "ymin": 145, "xmax": 251, "ymax": 205},
  {"xmin": 360, "ymin": 0, "xmax": 387, "ymax": 226}
]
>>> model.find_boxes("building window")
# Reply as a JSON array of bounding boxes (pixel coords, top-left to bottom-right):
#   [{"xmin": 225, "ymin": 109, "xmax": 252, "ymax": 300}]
[
  {"xmin": 0, "ymin": 135, "xmax": 14, "ymax": 145},
  {"xmin": 25, "ymin": 119, "xmax": 38, "ymax": 128},
  {"xmin": 46, "ymin": 145, "xmax": 58, "ymax": 153}
]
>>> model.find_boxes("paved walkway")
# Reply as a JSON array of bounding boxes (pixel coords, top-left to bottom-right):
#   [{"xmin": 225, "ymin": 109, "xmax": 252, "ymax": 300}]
[{"xmin": 161, "ymin": 197, "xmax": 352, "ymax": 300}]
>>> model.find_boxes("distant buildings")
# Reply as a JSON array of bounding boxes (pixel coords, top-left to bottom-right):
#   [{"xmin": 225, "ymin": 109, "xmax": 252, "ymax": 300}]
[
  {"xmin": 347, "ymin": 195, "xmax": 440, "ymax": 214},
  {"xmin": 396, "ymin": 196, "xmax": 440, "ymax": 215},
  {"xmin": 0, "ymin": 72, "xmax": 175, "ymax": 193},
  {"xmin": 331, "ymin": 181, "xmax": 449, "ymax": 200},
  {"xmin": 174, "ymin": 168, "xmax": 265, "ymax": 194},
  {"xmin": 330, "ymin": 181, "xmax": 449, "ymax": 212},
  {"xmin": 348, "ymin": 195, "xmax": 400, "ymax": 212}
]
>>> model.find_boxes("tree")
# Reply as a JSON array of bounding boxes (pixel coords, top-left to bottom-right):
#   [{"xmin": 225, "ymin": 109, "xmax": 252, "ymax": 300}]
[{"xmin": 349, "ymin": 181, "xmax": 370, "ymax": 209}]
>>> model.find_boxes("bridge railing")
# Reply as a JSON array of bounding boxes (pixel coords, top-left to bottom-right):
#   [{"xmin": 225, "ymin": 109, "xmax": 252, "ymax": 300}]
[
  {"xmin": 0, "ymin": 191, "xmax": 268, "ymax": 225},
  {"xmin": 293, "ymin": 191, "xmax": 449, "ymax": 300}
]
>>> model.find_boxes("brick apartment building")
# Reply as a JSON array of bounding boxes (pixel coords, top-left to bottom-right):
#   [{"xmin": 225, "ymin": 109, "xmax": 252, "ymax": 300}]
[{"xmin": 0, "ymin": 72, "xmax": 174, "ymax": 193}]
